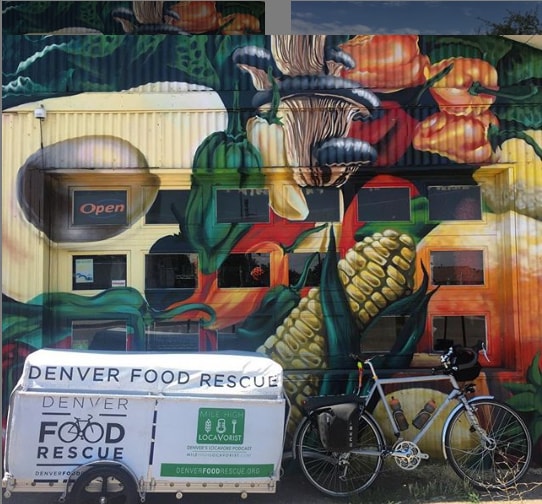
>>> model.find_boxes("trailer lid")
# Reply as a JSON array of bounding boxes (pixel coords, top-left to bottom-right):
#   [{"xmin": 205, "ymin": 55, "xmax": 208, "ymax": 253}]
[{"xmin": 19, "ymin": 349, "xmax": 284, "ymax": 397}]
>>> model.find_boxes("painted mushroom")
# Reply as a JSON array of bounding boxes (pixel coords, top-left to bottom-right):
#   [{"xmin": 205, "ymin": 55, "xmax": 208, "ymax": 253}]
[
  {"xmin": 112, "ymin": 1, "xmax": 186, "ymax": 34},
  {"xmin": 234, "ymin": 35, "xmax": 380, "ymax": 189}
]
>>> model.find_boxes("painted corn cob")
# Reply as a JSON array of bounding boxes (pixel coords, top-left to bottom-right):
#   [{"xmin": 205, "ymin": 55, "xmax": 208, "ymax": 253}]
[
  {"xmin": 257, "ymin": 229, "xmax": 417, "ymax": 436},
  {"xmin": 338, "ymin": 230, "xmax": 417, "ymax": 330}
]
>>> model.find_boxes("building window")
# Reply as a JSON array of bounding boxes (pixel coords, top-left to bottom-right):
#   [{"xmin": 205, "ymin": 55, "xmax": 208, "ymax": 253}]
[
  {"xmin": 146, "ymin": 321, "xmax": 199, "ymax": 351},
  {"xmin": 217, "ymin": 324, "xmax": 242, "ymax": 350},
  {"xmin": 72, "ymin": 255, "xmax": 127, "ymax": 290},
  {"xmin": 145, "ymin": 190, "xmax": 190, "ymax": 224},
  {"xmin": 430, "ymin": 250, "xmax": 484, "ymax": 286},
  {"xmin": 303, "ymin": 188, "xmax": 341, "ymax": 222},
  {"xmin": 357, "ymin": 187, "xmax": 411, "ymax": 222},
  {"xmin": 216, "ymin": 189, "xmax": 269, "ymax": 223},
  {"xmin": 288, "ymin": 253, "xmax": 325, "ymax": 287},
  {"xmin": 428, "ymin": 185, "xmax": 481, "ymax": 221},
  {"xmin": 71, "ymin": 320, "xmax": 128, "ymax": 351},
  {"xmin": 360, "ymin": 316, "xmax": 409, "ymax": 353},
  {"xmin": 145, "ymin": 254, "xmax": 198, "ymax": 311},
  {"xmin": 432, "ymin": 315, "xmax": 487, "ymax": 351},
  {"xmin": 72, "ymin": 190, "xmax": 128, "ymax": 226},
  {"xmin": 145, "ymin": 254, "xmax": 198, "ymax": 289},
  {"xmin": 218, "ymin": 253, "xmax": 270, "ymax": 288}
]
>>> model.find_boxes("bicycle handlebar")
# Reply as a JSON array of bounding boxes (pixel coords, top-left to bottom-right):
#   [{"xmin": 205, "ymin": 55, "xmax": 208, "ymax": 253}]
[
  {"xmin": 350, "ymin": 340, "xmax": 487, "ymax": 378},
  {"xmin": 431, "ymin": 341, "xmax": 485, "ymax": 376}
]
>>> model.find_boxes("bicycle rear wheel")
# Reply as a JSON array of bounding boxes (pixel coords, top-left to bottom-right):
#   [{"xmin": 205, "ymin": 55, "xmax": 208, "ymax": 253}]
[
  {"xmin": 444, "ymin": 399, "xmax": 532, "ymax": 490},
  {"xmin": 295, "ymin": 412, "xmax": 384, "ymax": 497}
]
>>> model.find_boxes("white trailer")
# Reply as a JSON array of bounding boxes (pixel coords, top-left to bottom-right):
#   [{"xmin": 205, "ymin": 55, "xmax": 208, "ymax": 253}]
[{"xmin": 2, "ymin": 349, "xmax": 288, "ymax": 503}]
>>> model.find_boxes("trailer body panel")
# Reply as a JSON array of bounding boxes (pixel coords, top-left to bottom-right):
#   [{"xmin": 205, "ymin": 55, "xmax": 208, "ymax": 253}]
[{"xmin": 3, "ymin": 349, "xmax": 287, "ymax": 496}]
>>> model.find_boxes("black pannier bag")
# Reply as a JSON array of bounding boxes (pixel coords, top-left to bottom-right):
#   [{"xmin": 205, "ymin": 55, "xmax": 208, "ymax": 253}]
[{"xmin": 316, "ymin": 402, "xmax": 359, "ymax": 452}]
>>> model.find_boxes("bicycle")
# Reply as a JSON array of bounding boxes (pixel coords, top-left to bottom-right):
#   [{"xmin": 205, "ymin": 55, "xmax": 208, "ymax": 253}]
[
  {"xmin": 293, "ymin": 343, "xmax": 533, "ymax": 497},
  {"xmin": 58, "ymin": 414, "xmax": 104, "ymax": 443}
]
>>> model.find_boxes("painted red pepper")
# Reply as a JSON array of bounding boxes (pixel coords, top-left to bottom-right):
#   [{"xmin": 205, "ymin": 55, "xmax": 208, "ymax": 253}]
[{"xmin": 348, "ymin": 101, "xmax": 419, "ymax": 167}]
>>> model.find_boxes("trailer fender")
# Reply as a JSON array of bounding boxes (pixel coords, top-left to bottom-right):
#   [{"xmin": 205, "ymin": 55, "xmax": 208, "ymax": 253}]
[{"xmin": 61, "ymin": 460, "xmax": 144, "ymax": 503}]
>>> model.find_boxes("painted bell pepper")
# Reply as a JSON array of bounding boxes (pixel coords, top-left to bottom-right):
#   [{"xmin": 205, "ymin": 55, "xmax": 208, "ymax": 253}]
[
  {"xmin": 427, "ymin": 57, "xmax": 499, "ymax": 115},
  {"xmin": 340, "ymin": 35, "xmax": 429, "ymax": 92},
  {"xmin": 246, "ymin": 115, "xmax": 309, "ymax": 220},
  {"xmin": 169, "ymin": 1, "xmax": 222, "ymax": 33},
  {"xmin": 413, "ymin": 110, "xmax": 499, "ymax": 164},
  {"xmin": 182, "ymin": 90, "xmax": 264, "ymax": 274}
]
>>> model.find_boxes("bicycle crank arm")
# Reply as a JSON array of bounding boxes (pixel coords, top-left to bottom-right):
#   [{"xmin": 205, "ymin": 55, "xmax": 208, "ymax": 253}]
[{"xmin": 391, "ymin": 449, "xmax": 429, "ymax": 460}]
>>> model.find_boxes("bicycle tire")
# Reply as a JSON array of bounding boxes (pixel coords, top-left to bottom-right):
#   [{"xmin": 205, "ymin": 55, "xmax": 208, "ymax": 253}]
[
  {"xmin": 444, "ymin": 399, "xmax": 532, "ymax": 490},
  {"xmin": 58, "ymin": 422, "xmax": 80, "ymax": 443},
  {"xmin": 295, "ymin": 411, "xmax": 384, "ymax": 497}
]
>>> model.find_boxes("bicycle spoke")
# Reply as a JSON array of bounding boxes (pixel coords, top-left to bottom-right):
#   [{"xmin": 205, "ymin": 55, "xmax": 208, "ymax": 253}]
[
  {"xmin": 444, "ymin": 400, "xmax": 532, "ymax": 489},
  {"xmin": 296, "ymin": 413, "xmax": 383, "ymax": 497}
]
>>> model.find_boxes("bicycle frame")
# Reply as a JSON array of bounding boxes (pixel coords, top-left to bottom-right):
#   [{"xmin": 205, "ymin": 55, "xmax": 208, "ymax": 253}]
[{"xmin": 359, "ymin": 360, "xmax": 487, "ymax": 450}]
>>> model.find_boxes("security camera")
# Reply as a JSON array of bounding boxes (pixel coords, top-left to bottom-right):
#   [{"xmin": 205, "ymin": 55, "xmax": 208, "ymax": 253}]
[{"xmin": 34, "ymin": 105, "xmax": 46, "ymax": 119}]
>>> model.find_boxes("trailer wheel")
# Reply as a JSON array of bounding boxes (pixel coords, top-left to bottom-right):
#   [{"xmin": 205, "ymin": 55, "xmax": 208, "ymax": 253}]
[{"xmin": 68, "ymin": 464, "xmax": 139, "ymax": 504}]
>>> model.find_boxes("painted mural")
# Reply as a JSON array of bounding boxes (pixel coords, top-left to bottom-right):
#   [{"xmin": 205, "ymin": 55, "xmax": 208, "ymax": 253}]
[
  {"xmin": 2, "ymin": 1, "xmax": 265, "ymax": 35},
  {"xmin": 2, "ymin": 34, "xmax": 542, "ymax": 461}
]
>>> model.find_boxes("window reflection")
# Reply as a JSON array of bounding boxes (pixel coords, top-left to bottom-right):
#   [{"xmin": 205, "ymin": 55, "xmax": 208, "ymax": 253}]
[
  {"xmin": 72, "ymin": 255, "xmax": 127, "ymax": 291},
  {"xmin": 303, "ymin": 188, "xmax": 341, "ymax": 222},
  {"xmin": 288, "ymin": 253, "xmax": 324, "ymax": 287},
  {"xmin": 358, "ymin": 187, "xmax": 411, "ymax": 222},
  {"xmin": 146, "ymin": 321, "xmax": 200, "ymax": 351},
  {"xmin": 145, "ymin": 254, "xmax": 198, "ymax": 289},
  {"xmin": 218, "ymin": 253, "xmax": 270, "ymax": 288},
  {"xmin": 432, "ymin": 315, "xmax": 487, "ymax": 351},
  {"xmin": 146, "ymin": 190, "xmax": 190, "ymax": 224},
  {"xmin": 216, "ymin": 189, "xmax": 269, "ymax": 223},
  {"xmin": 71, "ymin": 320, "xmax": 127, "ymax": 351},
  {"xmin": 431, "ymin": 250, "xmax": 484, "ymax": 285},
  {"xmin": 428, "ymin": 186, "xmax": 481, "ymax": 221}
]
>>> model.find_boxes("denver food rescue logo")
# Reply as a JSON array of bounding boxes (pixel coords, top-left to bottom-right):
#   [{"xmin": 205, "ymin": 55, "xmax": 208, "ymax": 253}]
[{"xmin": 36, "ymin": 395, "xmax": 128, "ymax": 462}]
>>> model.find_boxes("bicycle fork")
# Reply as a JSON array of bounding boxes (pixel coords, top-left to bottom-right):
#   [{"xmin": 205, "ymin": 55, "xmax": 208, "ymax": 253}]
[
  {"xmin": 458, "ymin": 397, "xmax": 496, "ymax": 450},
  {"xmin": 337, "ymin": 454, "xmax": 351, "ymax": 482}
]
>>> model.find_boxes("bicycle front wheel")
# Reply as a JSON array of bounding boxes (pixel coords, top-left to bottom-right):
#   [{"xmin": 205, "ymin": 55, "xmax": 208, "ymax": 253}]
[
  {"xmin": 444, "ymin": 399, "xmax": 532, "ymax": 490},
  {"xmin": 295, "ymin": 412, "xmax": 384, "ymax": 497}
]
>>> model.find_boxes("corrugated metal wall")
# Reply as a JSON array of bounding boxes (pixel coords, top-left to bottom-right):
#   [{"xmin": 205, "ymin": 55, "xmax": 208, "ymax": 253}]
[
  {"xmin": 4, "ymin": 92, "xmax": 228, "ymax": 170},
  {"xmin": 2, "ymin": 95, "xmax": 228, "ymax": 301}
]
